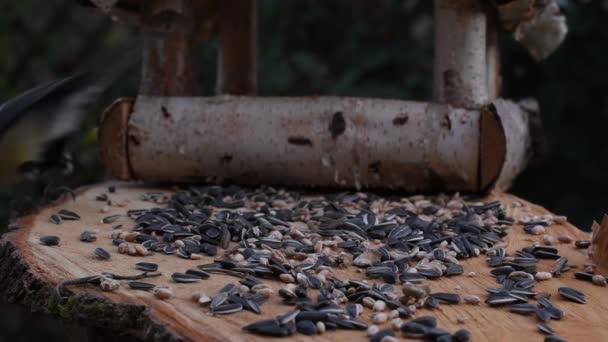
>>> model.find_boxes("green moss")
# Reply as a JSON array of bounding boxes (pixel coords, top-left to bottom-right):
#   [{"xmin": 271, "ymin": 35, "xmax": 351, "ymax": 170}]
[{"xmin": 46, "ymin": 294, "xmax": 141, "ymax": 331}]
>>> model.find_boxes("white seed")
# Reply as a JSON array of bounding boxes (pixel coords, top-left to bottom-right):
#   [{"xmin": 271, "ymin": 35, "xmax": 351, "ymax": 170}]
[
  {"xmin": 553, "ymin": 215, "xmax": 568, "ymax": 224},
  {"xmin": 391, "ymin": 318, "xmax": 402, "ymax": 331},
  {"xmin": 457, "ymin": 316, "xmax": 467, "ymax": 324},
  {"xmin": 367, "ymin": 325, "xmax": 380, "ymax": 336},
  {"xmin": 280, "ymin": 273, "xmax": 295, "ymax": 283},
  {"xmin": 190, "ymin": 253, "xmax": 203, "ymax": 260},
  {"xmin": 174, "ymin": 240, "xmax": 185, "ymax": 248},
  {"xmin": 100, "ymin": 205, "xmax": 110, "ymax": 213},
  {"xmin": 153, "ymin": 286, "xmax": 173, "ymax": 300},
  {"xmin": 135, "ymin": 244, "xmax": 149, "ymax": 256},
  {"xmin": 389, "ymin": 310, "xmax": 399, "ymax": 319},
  {"xmin": 447, "ymin": 200, "xmax": 463, "ymax": 210},
  {"xmin": 372, "ymin": 313, "xmax": 388, "ymax": 324},
  {"xmin": 531, "ymin": 225, "xmax": 546, "ymax": 235},
  {"xmin": 558, "ymin": 235, "xmax": 573, "ymax": 243},
  {"xmin": 467, "ymin": 271, "xmax": 477, "ymax": 277},
  {"xmin": 535, "ymin": 272, "xmax": 553, "ymax": 281},
  {"xmin": 316, "ymin": 321, "xmax": 326, "ymax": 334},
  {"xmin": 362, "ymin": 296, "xmax": 376, "ymax": 309},
  {"xmin": 232, "ymin": 253, "xmax": 245, "ymax": 262},
  {"xmin": 381, "ymin": 336, "xmax": 399, "ymax": 342},
  {"xmin": 255, "ymin": 288, "xmax": 273, "ymax": 298},
  {"xmin": 373, "ymin": 300, "xmax": 386, "ymax": 312},
  {"xmin": 592, "ymin": 275, "xmax": 607, "ymax": 287},
  {"xmin": 463, "ymin": 294, "xmax": 480, "ymax": 305},
  {"xmin": 191, "ymin": 291, "xmax": 202, "ymax": 302},
  {"xmin": 543, "ymin": 235, "xmax": 557, "ymax": 246},
  {"xmin": 239, "ymin": 285, "xmax": 250, "ymax": 293},
  {"xmin": 198, "ymin": 295, "xmax": 212, "ymax": 306}
]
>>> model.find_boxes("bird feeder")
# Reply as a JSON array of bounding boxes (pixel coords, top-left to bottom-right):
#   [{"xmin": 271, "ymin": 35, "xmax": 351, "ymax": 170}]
[{"xmin": 90, "ymin": 0, "xmax": 558, "ymax": 193}]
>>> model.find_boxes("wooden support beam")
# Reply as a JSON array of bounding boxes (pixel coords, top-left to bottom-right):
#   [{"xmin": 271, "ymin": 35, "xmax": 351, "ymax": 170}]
[
  {"xmin": 216, "ymin": 0, "xmax": 257, "ymax": 95},
  {"xmin": 140, "ymin": 0, "xmax": 198, "ymax": 96},
  {"xmin": 433, "ymin": 0, "xmax": 488, "ymax": 108}
]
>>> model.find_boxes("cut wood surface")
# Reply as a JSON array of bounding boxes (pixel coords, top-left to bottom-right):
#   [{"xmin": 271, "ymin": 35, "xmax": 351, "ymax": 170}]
[{"xmin": 0, "ymin": 182, "xmax": 603, "ymax": 342}]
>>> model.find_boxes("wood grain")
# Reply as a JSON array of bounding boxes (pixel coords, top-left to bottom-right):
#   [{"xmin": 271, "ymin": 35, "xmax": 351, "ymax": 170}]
[{"xmin": 0, "ymin": 183, "xmax": 602, "ymax": 342}]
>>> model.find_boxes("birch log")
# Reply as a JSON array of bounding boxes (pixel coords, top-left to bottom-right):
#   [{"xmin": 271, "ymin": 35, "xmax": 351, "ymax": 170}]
[
  {"xmin": 434, "ymin": 0, "xmax": 488, "ymax": 108},
  {"xmin": 97, "ymin": 96, "xmax": 533, "ymax": 192}
]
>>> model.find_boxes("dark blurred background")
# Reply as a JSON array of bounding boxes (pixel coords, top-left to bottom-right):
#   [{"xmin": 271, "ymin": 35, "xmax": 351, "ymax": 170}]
[{"xmin": 0, "ymin": 0, "xmax": 606, "ymax": 340}]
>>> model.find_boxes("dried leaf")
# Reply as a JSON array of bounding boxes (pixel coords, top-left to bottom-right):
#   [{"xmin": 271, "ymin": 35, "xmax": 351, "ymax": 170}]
[{"xmin": 513, "ymin": 1, "xmax": 568, "ymax": 61}]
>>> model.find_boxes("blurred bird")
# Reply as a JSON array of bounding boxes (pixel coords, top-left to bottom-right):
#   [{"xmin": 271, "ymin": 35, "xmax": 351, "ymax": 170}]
[{"xmin": 0, "ymin": 47, "xmax": 139, "ymax": 187}]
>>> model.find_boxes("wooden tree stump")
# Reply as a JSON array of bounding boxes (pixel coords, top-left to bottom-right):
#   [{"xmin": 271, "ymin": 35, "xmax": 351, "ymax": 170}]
[{"xmin": 0, "ymin": 182, "xmax": 603, "ymax": 341}]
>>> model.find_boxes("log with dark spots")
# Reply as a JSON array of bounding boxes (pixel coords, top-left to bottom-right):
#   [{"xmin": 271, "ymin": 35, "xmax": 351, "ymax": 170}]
[
  {"xmin": 368, "ymin": 160, "xmax": 381, "ymax": 174},
  {"xmin": 220, "ymin": 155, "xmax": 233, "ymax": 164},
  {"xmin": 161, "ymin": 106, "xmax": 171, "ymax": 119},
  {"xmin": 287, "ymin": 136, "xmax": 313, "ymax": 147},
  {"xmin": 442, "ymin": 113, "xmax": 452, "ymax": 130},
  {"xmin": 392, "ymin": 114, "xmax": 409, "ymax": 126},
  {"xmin": 328, "ymin": 111, "xmax": 346, "ymax": 139}
]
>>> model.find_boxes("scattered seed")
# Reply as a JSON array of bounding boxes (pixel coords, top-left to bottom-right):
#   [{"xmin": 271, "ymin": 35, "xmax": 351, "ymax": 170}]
[
  {"xmin": 558, "ymin": 287, "xmax": 586, "ymax": 304},
  {"xmin": 592, "ymin": 275, "xmax": 607, "ymax": 287},
  {"xmin": 135, "ymin": 262, "xmax": 159, "ymax": 272},
  {"xmin": 537, "ymin": 322, "xmax": 554, "ymax": 335},
  {"xmin": 152, "ymin": 286, "xmax": 173, "ymax": 300},
  {"xmin": 40, "ymin": 235, "xmax": 60, "ymax": 246},
  {"xmin": 462, "ymin": 294, "xmax": 480, "ymax": 305},
  {"xmin": 79, "ymin": 231, "xmax": 97, "ymax": 242},
  {"xmin": 535, "ymin": 272, "xmax": 553, "ymax": 281},
  {"xmin": 94, "ymin": 247, "xmax": 111, "ymax": 260}
]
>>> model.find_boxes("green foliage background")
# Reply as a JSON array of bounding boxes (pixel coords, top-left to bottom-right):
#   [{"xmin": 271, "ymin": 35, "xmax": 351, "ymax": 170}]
[{"xmin": 0, "ymin": 0, "xmax": 606, "ymax": 339}]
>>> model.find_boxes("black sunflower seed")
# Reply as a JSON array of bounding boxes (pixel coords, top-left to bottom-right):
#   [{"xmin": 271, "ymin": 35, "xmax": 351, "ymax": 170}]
[
  {"xmin": 537, "ymin": 322, "xmax": 554, "ymax": 335},
  {"xmin": 545, "ymin": 336, "xmax": 568, "ymax": 342},
  {"xmin": 171, "ymin": 272, "xmax": 201, "ymax": 283},
  {"xmin": 370, "ymin": 329, "xmax": 395, "ymax": 342},
  {"xmin": 431, "ymin": 292, "xmax": 461, "ymax": 304},
  {"xmin": 94, "ymin": 247, "xmax": 111, "ymax": 260},
  {"xmin": 128, "ymin": 281, "xmax": 156, "ymax": 290},
  {"xmin": 102, "ymin": 215, "xmax": 121, "ymax": 224},
  {"xmin": 452, "ymin": 329, "xmax": 471, "ymax": 342},
  {"xmin": 558, "ymin": 287, "xmax": 585, "ymax": 304},
  {"xmin": 411, "ymin": 316, "xmax": 437, "ymax": 328},
  {"xmin": 574, "ymin": 272, "xmax": 593, "ymax": 281},
  {"xmin": 135, "ymin": 262, "xmax": 159, "ymax": 272},
  {"xmin": 49, "ymin": 214, "xmax": 62, "ymax": 225},
  {"xmin": 575, "ymin": 240, "xmax": 591, "ymax": 249},
  {"xmin": 79, "ymin": 231, "xmax": 96, "ymax": 242},
  {"xmin": 242, "ymin": 319, "xmax": 293, "ymax": 337},
  {"xmin": 536, "ymin": 308, "xmax": 552, "ymax": 322},
  {"xmin": 400, "ymin": 322, "xmax": 428, "ymax": 338},
  {"xmin": 510, "ymin": 303, "xmax": 537, "ymax": 315},
  {"xmin": 446, "ymin": 263, "xmax": 464, "ymax": 276},
  {"xmin": 58, "ymin": 209, "xmax": 80, "ymax": 220},
  {"xmin": 213, "ymin": 303, "xmax": 243, "ymax": 314},
  {"xmin": 40, "ymin": 235, "xmax": 60, "ymax": 246},
  {"xmin": 186, "ymin": 268, "xmax": 211, "ymax": 279},
  {"xmin": 296, "ymin": 320, "xmax": 317, "ymax": 335}
]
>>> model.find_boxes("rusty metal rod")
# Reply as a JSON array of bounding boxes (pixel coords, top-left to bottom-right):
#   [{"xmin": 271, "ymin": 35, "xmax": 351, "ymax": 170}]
[
  {"xmin": 216, "ymin": 0, "xmax": 257, "ymax": 95},
  {"xmin": 140, "ymin": 0, "xmax": 198, "ymax": 96}
]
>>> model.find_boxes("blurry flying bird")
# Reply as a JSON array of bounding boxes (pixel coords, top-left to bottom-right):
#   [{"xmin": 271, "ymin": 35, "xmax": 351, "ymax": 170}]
[{"xmin": 0, "ymin": 46, "xmax": 139, "ymax": 186}]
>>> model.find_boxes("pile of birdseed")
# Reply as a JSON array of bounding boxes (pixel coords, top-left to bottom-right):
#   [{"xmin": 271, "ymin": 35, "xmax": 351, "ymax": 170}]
[{"xmin": 42, "ymin": 185, "xmax": 589, "ymax": 342}]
